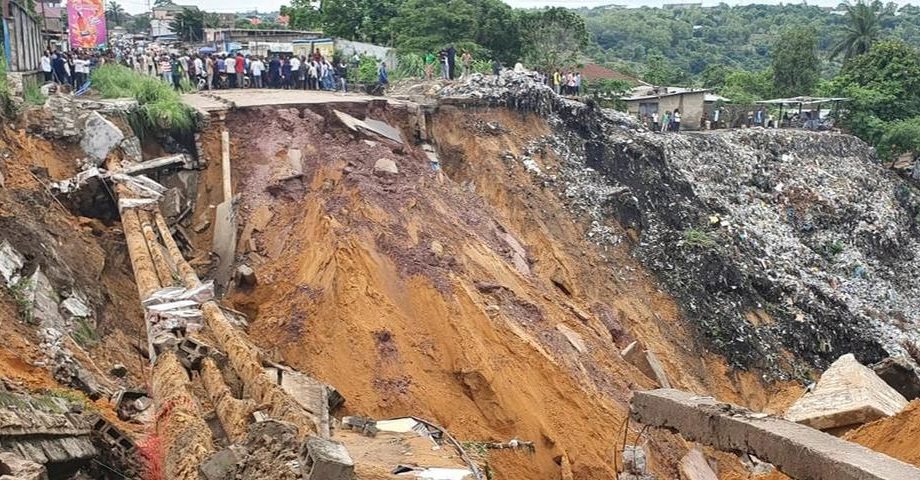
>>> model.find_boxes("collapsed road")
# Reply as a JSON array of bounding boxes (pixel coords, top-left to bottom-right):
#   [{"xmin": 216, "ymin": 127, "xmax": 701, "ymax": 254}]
[{"xmin": 0, "ymin": 70, "xmax": 917, "ymax": 479}]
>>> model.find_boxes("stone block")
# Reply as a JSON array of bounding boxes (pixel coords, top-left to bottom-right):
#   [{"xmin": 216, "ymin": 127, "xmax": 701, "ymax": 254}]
[
  {"xmin": 374, "ymin": 158, "xmax": 399, "ymax": 176},
  {"xmin": 786, "ymin": 354, "xmax": 908, "ymax": 430},
  {"xmin": 621, "ymin": 341, "xmax": 671, "ymax": 388},
  {"xmin": 630, "ymin": 389, "xmax": 920, "ymax": 480},
  {"xmin": 301, "ymin": 436, "xmax": 354, "ymax": 480},
  {"xmin": 0, "ymin": 452, "xmax": 48, "ymax": 480},
  {"xmin": 79, "ymin": 112, "xmax": 125, "ymax": 166},
  {"xmin": 872, "ymin": 356, "xmax": 920, "ymax": 401},
  {"xmin": 679, "ymin": 448, "xmax": 718, "ymax": 480},
  {"xmin": 199, "ymin": 447, "xmax": 241, "ymax": 480}
]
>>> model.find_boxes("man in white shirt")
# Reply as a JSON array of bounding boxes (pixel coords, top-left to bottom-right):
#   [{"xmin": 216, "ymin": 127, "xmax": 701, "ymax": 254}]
[
  {"xmin": 225, "ymin": 55, "xmax": 237, "ymax": 88},
  {"xmin": 250, "ymin": 57, "xmax": 265, "ymax": 88},
  {"xmin": 289, "ymin": 55, "xmax": 301, "ymax": 89},
  {"xmin": 40, "ymin": 52, "xmax": 52, "ymax": 82}
]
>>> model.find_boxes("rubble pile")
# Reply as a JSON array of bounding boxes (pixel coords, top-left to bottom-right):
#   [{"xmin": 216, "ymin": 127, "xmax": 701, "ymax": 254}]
[
  {"xmin": 499, "ymin": 94, "xmax": 920, "ymax": 375},
  {"xmin": 437, "ymin": 71, "xmax": 561, "ymax": 114}
]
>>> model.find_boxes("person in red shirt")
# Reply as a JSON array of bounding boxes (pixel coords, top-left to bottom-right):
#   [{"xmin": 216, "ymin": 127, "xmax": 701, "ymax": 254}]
[{"xmin": 235, "ymin": 53, "xmax": 245, "ymax": 88}]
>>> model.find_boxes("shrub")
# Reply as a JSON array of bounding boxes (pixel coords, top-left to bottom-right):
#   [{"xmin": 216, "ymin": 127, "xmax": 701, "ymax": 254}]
[
  {"xmin": 24, "ymin": 83, "xmax": 46, "ymax": 106},
  {"xmin": 394, "ymin": 52, "xmax": 425, "ymax": 80},
  {"xmin": 91, "ymin": 65, "xmax": 195, "ymax": 138}
]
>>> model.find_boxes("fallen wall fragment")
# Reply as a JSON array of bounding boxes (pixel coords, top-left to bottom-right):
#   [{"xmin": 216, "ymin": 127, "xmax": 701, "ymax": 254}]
[
  {"xmin": 785, "ymin": 354, "xmax": 908, "ymax": 431},
  {"xmin": 630, "ymin": 389, "xmax": 920, "ymax": 480}
]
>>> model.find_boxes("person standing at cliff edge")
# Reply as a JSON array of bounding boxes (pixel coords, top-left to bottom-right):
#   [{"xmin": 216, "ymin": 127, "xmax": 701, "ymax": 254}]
[{"xmin": 446, "ymin": 45, "xmax": 457, "ymax": 80}]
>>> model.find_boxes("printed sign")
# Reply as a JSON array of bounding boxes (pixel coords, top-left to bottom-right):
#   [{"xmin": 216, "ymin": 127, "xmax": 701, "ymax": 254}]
[{"xmin": 68, "ymin": 0, "xmax": 107, "ymax": 48}]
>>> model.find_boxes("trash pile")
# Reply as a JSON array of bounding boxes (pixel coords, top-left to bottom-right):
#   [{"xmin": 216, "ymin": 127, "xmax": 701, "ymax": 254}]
[
  {"xmin": 498, "ymin": 91, "xmax": 920, "ymax": 376},
  {"xmin": 437, "ymin": 71, "xmax": 560, "ymax": 114}
]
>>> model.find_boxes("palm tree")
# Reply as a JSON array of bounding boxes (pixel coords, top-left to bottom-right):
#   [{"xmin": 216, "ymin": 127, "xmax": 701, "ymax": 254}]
[
  {"xmin": 105, "ymin": 1, "xmax": 125, "ymax": 26},
  {"xmin": 830, "ymin": 0, "xmax": 885, "ymax": 61}
]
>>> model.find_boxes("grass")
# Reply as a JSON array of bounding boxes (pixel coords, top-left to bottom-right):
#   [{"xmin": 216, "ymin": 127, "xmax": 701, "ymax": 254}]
[
  {"xmin": 0, "ymin": 58, "xmax": 15, "ymax": 117},
  {"xmin": 24, "ymin": 83, "xmax": 46, "ymax": 106},
  {"xmin": 683, "ymin": 228, "xmax": 717, "ymax": 248},
  {"xmin": 8, "ymin": 277, "xmax": 34, "ymax": 324},
  {"xmin": 91, "ymin": 65, "xmax": 195, "ymax": 138},
  {"xmin": 72, "ymin": 318, "xmax": 99, "ymax": 348}
]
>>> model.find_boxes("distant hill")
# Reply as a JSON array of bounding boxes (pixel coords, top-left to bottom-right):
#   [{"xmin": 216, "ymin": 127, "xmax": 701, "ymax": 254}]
[{"xmin": 580, "ymin": 3, "xmax": 920, "ymax": 79}]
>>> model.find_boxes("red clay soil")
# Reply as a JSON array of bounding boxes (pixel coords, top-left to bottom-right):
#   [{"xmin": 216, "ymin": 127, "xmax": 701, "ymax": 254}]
[
  {"xmin": 845, "ymin": 400, "xmax": 920, "ymax": 467},
  {"xmin": 217, "ymin": 104, "xmax": 804, "ymax": 479}
]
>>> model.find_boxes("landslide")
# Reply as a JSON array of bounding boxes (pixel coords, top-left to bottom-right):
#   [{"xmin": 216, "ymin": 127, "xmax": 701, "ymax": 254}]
[
  {"xmin": 221, "ymin": 104, "xmax": 801, "ymax": 479},
  {"xmin": 0, "ymin": 125, "xmax": 147, "ymax": 432}
]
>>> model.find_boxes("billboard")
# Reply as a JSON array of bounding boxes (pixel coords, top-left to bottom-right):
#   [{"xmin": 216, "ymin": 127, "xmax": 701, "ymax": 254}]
[{"xmin": 68, "ymin": 0, "xmax": 107, "ymax": 49}]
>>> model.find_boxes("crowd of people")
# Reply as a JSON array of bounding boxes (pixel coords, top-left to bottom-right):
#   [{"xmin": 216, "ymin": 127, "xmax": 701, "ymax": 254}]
[
  {"xmin": 40, "ymin": 49, "xmax": 108, "ymax": 90},
  {"xmin": 126, "ymin": 50, "xmax": 352, "ymax": 92},
  {"xmin": 550, "ymin": 70, "xmax": 583, "ymax": 96},
  {"xmin": 641, "ymin": 109, "xmax": 683, "ymax": 132}
]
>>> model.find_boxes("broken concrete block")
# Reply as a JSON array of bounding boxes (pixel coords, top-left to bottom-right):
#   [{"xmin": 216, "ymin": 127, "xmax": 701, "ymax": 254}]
[
  {"xmin": 645, "ymin": 350, "xmax": 672, "ymax": 389},
  {"xmin": 623, "ymin": 445, "xmax": 647, "ymax": 474},
  {"xmin": 119, "ymin": 136, "xmax": 143, "ymax": 164},
  {"xmin": 679, "ymin": 448, "xmax": 718, "ymax": 480},
  {"xmin": 60, "ymin": 294, "xmax": 92, "ymax": 319},
  {"xmin": 786, "ymin": 354, "xmax": 908, "ymax": 430},
  {"xmin": 235, "ymin": 264, "xmax": 257, "ymax": 287},
  {"xmin": 621, "ymin": 341, "xmax": 671, "ymax": 388},
  {"xmin": 555, "ymin": 324, "xmax": 586, "ymax": 353},
  {"xmin": 374, "ymin": 158, "xmax": 399, "ymax": 176},
  {"xmin": 0, "ymin": 452, "xmax": 49, "ymax": 480},
  {"xmin": 632, "ymin": 389, "xmax": 920, "ymax": 480},
  {"xmin": 133, "ymin": 396, "xmax": 152, "ymax": 412},
  {"xmin": 79, "ymin": 111, "xmax": 125, "ymax": 165},
  {"xmin": 0, "ymin": 240, "xmax": 25, "ymax": 287},
  {"xmin": 301, "ymin": 436, "xmax": 354, "ymax": 480},
  {"xmin": 199, "ymin": 447, "xmax": 241, "ymax": 480},
  {"xmin": 872, "ymin": 356, "xmax": 920, "ymax": 400}
]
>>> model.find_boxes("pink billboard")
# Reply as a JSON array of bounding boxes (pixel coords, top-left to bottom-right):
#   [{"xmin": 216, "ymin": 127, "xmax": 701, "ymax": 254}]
[{"xmin": 68, "ymin": 0, "xmax": 107, "ymax": 49}]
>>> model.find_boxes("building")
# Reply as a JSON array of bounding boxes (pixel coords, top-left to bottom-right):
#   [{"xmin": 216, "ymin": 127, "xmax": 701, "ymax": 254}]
[
  {"xmin": 577, "ymin": 63, "xmax": 646, "ymax": 86},
  {"xmin": 663, "ymin": 2, "xmax": 702, "ymax": 8},
  {"xmin": 2, "ymin": 0, "xmax": 43, "ymax": 94},
  {"xmin": 204, "ymin": 28, "xmax": 322, "ymax": 52},
  {"xmin": 215, "ymin": 13, "xmax": 237, "ymax": 28},
  {"xmin": 621, "ymin": 85, "xmax": 711, "ymax": 130},
  {"xmin": 150, "ymin": 3, "xmax": 197, "ymax": 39},
  {"xmin": 36, "ymin": 1, "xmax": 65, "ymax": 49}
]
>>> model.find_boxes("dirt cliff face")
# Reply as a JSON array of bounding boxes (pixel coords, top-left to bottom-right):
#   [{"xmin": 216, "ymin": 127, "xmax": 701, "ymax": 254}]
[{"xmin": 215, "ymin": 103, "xmax": 805, "ymax": 479}]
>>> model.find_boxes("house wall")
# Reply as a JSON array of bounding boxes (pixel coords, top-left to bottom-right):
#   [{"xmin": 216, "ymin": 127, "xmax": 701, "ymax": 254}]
[
  {"xmin": 626, "ymin": 91, "xmax": 706, "ymax": 130},
  {"xmin": 3, "ymin": 0, "xmax": 42, "ymax": 72}
]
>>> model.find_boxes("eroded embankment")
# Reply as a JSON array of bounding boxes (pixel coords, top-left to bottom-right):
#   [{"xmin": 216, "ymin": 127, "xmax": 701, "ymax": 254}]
[{"xmin": 210, "ymin": 101, "xmax": 803, "ymax": 479}]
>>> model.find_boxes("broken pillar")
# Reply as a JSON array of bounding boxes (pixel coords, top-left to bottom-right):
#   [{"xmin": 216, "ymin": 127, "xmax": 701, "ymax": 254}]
[
  {"xmin": 785, "ymin": 353, "xmax": 908, "ymax": 430},
  {"xmin": 630, "ymin": 389, "xmax": 920, "ymax": 480},
  {"xmin": 300, "ymin": 436, "xmax": 354, "ymax": 480},
  {"xmin": 151, "ymin": 351, "xmax": 214, "ymax": 480},
  {"xmin": 202, "ymin": 301, "xmax": 317, "ymax": 437},
  {"xmin": 201, "ymin": 357, "xmax": 258, "ymax": 442}
]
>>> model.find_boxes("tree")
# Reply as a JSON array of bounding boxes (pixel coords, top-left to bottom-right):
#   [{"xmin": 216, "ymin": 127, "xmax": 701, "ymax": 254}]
[
  {"xmin": 170, "ymin": 8, "xmax": 204, "ymax": 42},
  {"xmin": 105, "ymin": 1, "xmax": 125, "ymax": 26},
  {"xmin": 519, "ymin": 7, "xmax": 588, "ymax": 71},
  {"xmin": 281, "ymin": 0, "xmax": 322, "ymax": 31},
  {"xmin": 830, "ymin": 0, "xmax": 884, "ymax": 61},
  {"xmin": 390, "ymin": 0, "xmax": 521, "ymax": 63},
  {"xmin": 824, "ymin": 40, "xmax": 920, "ymax": 155},
  {"xmin": 772, "ymin": 26, "xmax": 819, "ymax": 97},
  {"xmin": 319, "ymin": 0, "xmax": 400, "ymax": 44},
  {"xmin": 130, "ymin": 14, "xmax": 151, "ymax": 33}
]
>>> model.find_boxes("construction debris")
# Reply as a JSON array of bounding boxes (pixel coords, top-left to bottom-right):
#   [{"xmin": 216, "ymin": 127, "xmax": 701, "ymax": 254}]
[
  {"xmin": 631, "ymin": 389, "xmax": 920, "ymax": 480},
  {"xmin": 679, "ymin": 448, "xmax": 718, "ymax": 480},
  {"xmin": 301, "ymin": 436, "xmax": 354, "ymax": 480},
  {"xmin": 621, "ymin": 341, "xmax": 672, "ymax": 388},
  {"xmin": 79, "ymin": 111, "xmax": 124, "ymax": 165},
  {"xmin": 785, "ymin": 353, "xmax": 908, "ymax": 430},
  {"xmin": 872, "ymin": 356, "xmax": 920, "ymax": 400}
]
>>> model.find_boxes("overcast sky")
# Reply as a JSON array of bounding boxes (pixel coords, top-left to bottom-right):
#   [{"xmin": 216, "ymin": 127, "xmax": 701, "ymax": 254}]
[{"xmin": 118, "ymin": 0, "xmax": 874, "ymax": 16}]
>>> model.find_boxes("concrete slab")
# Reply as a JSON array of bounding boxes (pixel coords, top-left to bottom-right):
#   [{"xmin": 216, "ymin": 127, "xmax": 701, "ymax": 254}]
[
  {"xmin": 630, "ymin": 389, "xmax": 920, "ymax": 480},
  {"xmin": 182, "ymin": 89, "xmax": 407, "ymax": 114},
  {"xmin": 212, "ymin": 200, "xmax": 238, "ymax": 291},
  {"xmin": 786, "ymin": 354, "xmax": 908, "ymax": 430},
  {"xmin": 621, "ymin": 341, "xmax": 671, "ymax": 388}
]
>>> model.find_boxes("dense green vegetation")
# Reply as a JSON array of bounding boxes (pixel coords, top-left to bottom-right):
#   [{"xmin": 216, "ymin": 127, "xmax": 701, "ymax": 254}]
[
  {"xmin": 91, "ymin": 65, "xmax": 195, "ymax": 137},
  {"xmin": 580, "ymin": 2, "xmax": 920, "ymax": 80}
]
